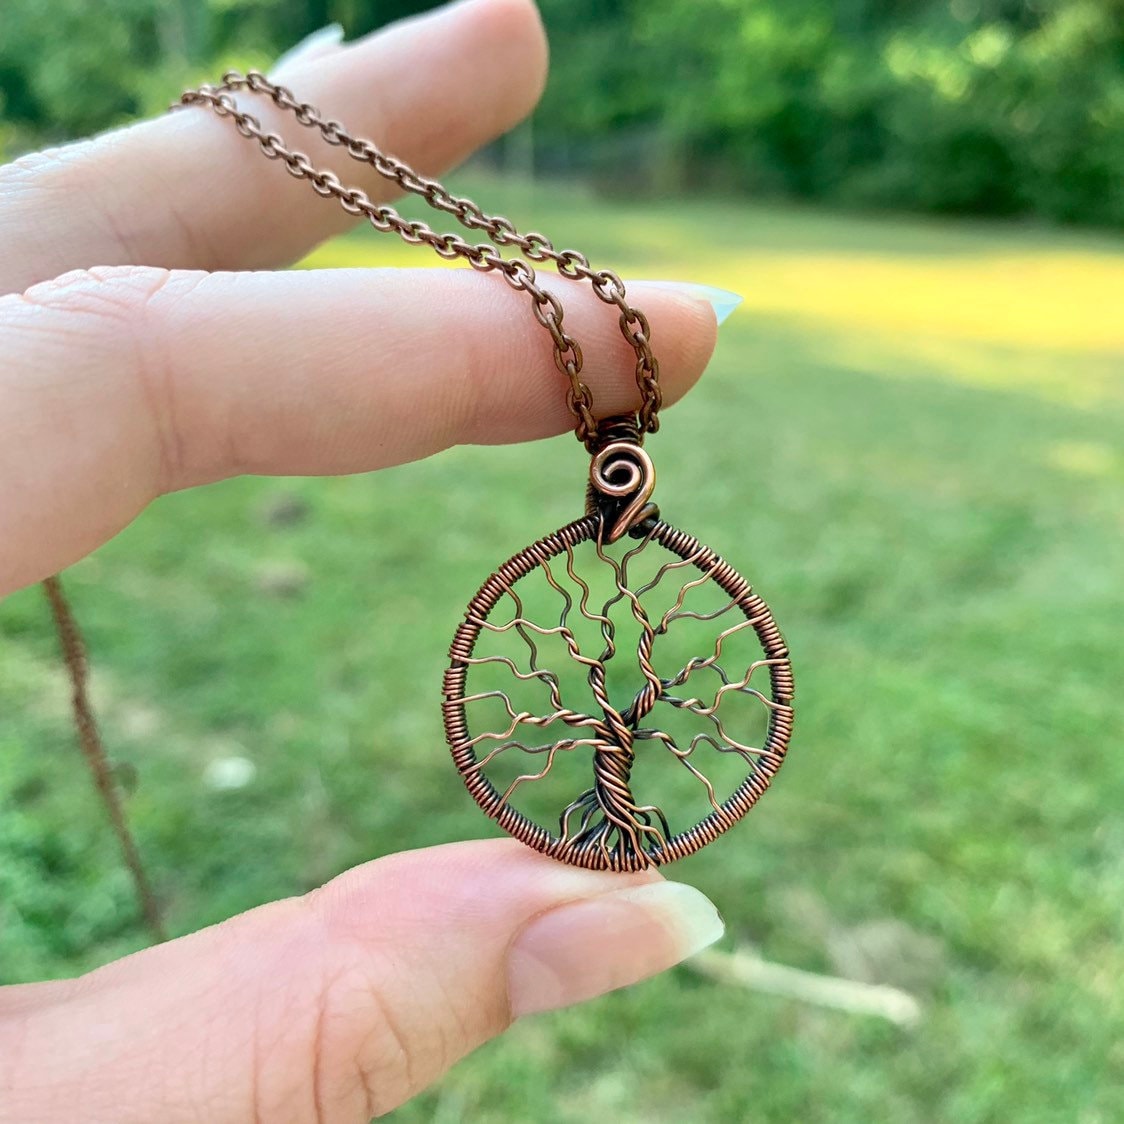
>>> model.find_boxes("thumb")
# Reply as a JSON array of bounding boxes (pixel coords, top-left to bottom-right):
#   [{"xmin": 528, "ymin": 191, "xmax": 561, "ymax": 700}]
[{"xmin": 0, "ymin": 840, "xmax": 724, "ymax": 1123}]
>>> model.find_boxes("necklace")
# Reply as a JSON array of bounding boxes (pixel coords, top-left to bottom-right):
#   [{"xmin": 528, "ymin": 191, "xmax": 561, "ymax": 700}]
[{"xmin": 175, "ymin": 70, "xmax": 795, "ymax": 872}]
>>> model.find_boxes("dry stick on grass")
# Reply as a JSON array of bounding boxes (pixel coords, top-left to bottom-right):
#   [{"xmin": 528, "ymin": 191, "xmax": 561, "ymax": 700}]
[
  {"xmin": 689, "ymin": 947, "xmax": 923, "ymax": 1028},
  {"xmin": 42, "ymin": 575, "xmax": 167, "ymax": 943}
]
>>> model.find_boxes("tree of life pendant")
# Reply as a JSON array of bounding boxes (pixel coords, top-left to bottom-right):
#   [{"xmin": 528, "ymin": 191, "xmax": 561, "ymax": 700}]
[{"xmin": 443, "ymin": 442, "xmax": 795, "ymax": 871}]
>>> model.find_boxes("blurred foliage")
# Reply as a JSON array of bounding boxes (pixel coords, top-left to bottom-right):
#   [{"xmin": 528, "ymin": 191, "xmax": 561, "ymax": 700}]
[
  {"xmin": 546, "ymin": 0, "xmax": 1124, "ymax": 225},
  {"xmin": 0, "ymin": 0, "xmax": 1121, "ymax": 225}
]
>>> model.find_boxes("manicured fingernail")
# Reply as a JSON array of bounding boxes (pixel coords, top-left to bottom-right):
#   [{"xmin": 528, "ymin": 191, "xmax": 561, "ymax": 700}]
[
  {"xmin": 508, "ymin": 881, "xmax": 724, "ymax": 1017},
  {"xmin": 631, "ymin": 280, "xmax": 744, "ymax": 326},
  {"xmin": 274, "ymin": 23, "xmax": 345, "ymax": 69}
]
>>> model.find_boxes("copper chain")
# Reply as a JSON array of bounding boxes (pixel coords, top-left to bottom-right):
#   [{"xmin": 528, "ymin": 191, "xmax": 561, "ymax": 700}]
[{"xmin": 176, "ymin": 70, "xmax": 662, "ymax": 448}]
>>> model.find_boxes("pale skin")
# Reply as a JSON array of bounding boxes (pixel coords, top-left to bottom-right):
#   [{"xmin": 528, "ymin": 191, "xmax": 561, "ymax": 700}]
[{"xmin": 0, "ymin": 1, "xmax": 726, "ymax": 1120}]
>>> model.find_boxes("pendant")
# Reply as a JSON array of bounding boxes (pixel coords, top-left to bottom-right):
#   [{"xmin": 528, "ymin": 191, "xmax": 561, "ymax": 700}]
[{"xmin": 443, "ymin": 438, "xmax": 794, "ymax": 871}]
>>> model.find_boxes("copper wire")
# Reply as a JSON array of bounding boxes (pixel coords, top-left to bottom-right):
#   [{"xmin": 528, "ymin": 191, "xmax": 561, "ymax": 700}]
[{"xmin": 443, "ymin": 515, "xmax": 795, "ymax": 871}]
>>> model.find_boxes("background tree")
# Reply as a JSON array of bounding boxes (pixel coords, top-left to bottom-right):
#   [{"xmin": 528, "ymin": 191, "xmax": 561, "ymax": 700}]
[{"xmin": 1, "ymin": 0, "xmax": 1120, "ymax": 224}]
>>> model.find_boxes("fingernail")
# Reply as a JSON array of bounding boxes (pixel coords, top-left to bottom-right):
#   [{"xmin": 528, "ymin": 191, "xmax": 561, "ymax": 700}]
[
  {"xmin": 273, "ymin": 23, "xmax": 345, "ymax": 70},
  {"xmin": 508, "ymin": 881, "xmax": 724, "ymax": 1017},
  {"xmin": 632, "ymin": 280, "xmax": 744, "ymax": 326}
]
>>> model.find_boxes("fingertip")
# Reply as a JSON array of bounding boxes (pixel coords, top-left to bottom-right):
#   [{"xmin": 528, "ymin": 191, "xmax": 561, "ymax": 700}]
[
  {"xmin": 461, "ymin": 0, "xmax": 550, "ymax": 126},
  {"xmin": 407, "ymin": 0, "xmax": 548, "ymax": 135},
  {"xmin": 508, "ymin": 879, "xmax": 725, "ymax": 1017},
  {"xmin": 271, "ymin": 23, "xmax": 346, "ymax": 75},
  {"xmin": 628, "ymin": 279, "xmax": 721, "ymax": 409}
]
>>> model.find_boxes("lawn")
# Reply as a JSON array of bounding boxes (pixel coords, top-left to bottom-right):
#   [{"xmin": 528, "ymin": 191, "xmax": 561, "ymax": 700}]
[{"xmin": 2, "ymin": 175, "xmax": 1122, "ymax": 1122}]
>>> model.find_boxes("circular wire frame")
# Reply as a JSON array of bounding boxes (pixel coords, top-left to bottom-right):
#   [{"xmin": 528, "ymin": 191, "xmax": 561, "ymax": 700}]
[{"xmin": 443, "ymin": 515, "xmax": 795, "ymax": 870}]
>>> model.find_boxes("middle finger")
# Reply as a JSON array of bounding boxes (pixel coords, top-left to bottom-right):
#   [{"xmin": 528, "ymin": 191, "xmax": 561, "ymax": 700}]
[{"xmin": 0, "ymin": 0, "xmax": 547, "ymax": 296}]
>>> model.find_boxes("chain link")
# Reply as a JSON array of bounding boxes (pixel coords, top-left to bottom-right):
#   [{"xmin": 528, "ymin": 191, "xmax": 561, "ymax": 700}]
[{"xmin": 176, "ymin": 70, "xmax": 662, "ymax": 448}]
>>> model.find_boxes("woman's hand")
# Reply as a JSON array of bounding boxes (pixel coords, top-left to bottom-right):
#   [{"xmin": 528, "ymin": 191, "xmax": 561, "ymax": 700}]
[{"xmin": 0, "ymin": 1, "xmax": 723, "ymax": 1119}]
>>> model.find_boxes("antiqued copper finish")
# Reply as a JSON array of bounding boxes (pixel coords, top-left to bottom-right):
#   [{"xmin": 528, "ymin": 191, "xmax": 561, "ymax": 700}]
[
  {"xmin": 443, "ymin": 514, "xmax": 795, "ymax": 871},
  {"xmin": 176, "ymin": 70, "xmax": 661, "ymax": 450},
  {"xmin": 36, "ymin": 68, "xmax": 795, "ymax": 914},
  {"xmin": 167, "ymin": 72, "xmax": 794, "ymax": 869},
  {"xmin": 172, "ymin": 69, "xmax": 796, "ymax": 868},
  {"xmin": 589, "ymin": 439, "xmax": 657, "ymax": 544}
]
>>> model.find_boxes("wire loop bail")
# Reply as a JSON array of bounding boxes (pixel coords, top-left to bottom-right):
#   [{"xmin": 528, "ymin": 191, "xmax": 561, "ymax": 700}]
[{"xmin": 588, "ymin": 417, "xmax": 658, "ymax": 543}]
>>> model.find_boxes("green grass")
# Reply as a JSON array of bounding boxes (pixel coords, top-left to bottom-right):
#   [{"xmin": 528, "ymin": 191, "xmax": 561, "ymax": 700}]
[{"xmin": 2, "ymin": 176, "xmax": 1123, "ymax": 1122}]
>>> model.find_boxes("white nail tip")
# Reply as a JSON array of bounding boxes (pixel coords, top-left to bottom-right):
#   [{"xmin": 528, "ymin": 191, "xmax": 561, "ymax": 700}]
[
  {"xmin": 274, "ymin": 23, "xmax": 345, "ymax": 69},
  {"xmin": 615, "ymin": 881, "xmax": 726, "ymax": 959},
  {"xmin": 685, "ymin": 284, "xmax": 744, "ymax": 326},
  {"xmin": 631, "ymin": 280, "xmax": 744, "ymax": 326}
]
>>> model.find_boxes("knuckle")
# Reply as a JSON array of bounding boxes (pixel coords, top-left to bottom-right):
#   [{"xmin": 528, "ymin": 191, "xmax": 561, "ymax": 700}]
[
  {"xmin": 2, "ymin": 137, "xmax": 221, "ymax": 270},
  {"xmin": 307, "ymin": 959, "xmax": 418, "ymax": 1122},
  {"xmin": 10, "ymin": 266, "xmax": 201, "ymax": 495},
  {"xmin": 18, "ymin": 265, "xmax": 176, "ymax": 324},
  {"xmin": 0, "ymin": 139, "xmax": 91, "ymax": 201},
  {"xmin": 291, "ymin": 879, "xmax": 500, "ymax": 1122},
  {"xmin": 0, "ymin": 139, "xmax": 150, "ymax": 264}
]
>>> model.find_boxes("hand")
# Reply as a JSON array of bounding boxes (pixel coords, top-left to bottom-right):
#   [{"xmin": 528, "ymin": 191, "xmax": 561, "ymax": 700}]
[{"xmin": 0, "ymin": 1, "xmax": 723, "ymax": 1120}]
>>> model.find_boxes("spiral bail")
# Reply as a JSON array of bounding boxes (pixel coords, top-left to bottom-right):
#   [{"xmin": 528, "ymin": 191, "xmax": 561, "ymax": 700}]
[{"xmin": 586, "ymin": 414, "xmax": 659, "ymax": 543}]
